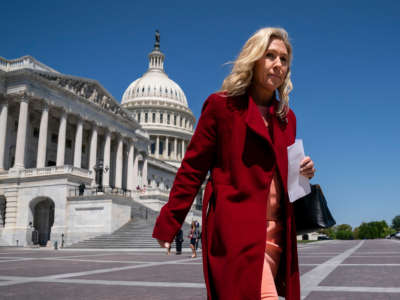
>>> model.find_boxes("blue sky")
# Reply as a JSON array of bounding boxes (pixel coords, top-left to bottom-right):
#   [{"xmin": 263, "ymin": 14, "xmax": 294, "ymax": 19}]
[{"xmin": 2, "ymin": 0, "xmax": 400, "ymax": 229}]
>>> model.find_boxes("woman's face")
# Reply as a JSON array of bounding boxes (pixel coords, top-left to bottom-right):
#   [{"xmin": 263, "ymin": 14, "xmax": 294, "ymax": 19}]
[{"xmin": 252, "ymin": 38, "xmax": 289, "ymax": 94}]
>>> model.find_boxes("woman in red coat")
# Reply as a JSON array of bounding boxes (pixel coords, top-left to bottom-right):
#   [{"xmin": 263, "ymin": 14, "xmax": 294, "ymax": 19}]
[{"xmin": 153, "ymin": 27, "xmax": 315, "ymax": 300}]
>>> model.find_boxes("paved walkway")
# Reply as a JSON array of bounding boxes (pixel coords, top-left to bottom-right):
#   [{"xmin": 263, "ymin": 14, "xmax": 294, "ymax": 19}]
[{"xmin": 0, "ymin": 239, "xmax": 399, "ymax": 299}]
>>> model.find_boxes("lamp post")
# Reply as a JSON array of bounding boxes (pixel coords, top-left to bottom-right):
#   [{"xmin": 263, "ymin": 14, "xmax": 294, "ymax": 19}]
[{"xmin": 93, "ymin": 159, "xmax": 104, "ymax": 192}]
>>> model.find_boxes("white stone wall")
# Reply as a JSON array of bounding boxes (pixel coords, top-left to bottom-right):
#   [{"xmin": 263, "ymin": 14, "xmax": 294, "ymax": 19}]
[{"xmin": 66, "ymin": 197, "xmax": 131, "ymax": 245}]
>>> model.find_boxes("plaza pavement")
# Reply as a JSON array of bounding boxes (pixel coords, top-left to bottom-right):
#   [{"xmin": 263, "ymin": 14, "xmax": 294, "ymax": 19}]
[{"xmin": 0, "ymin": 239, "xmax": 399, "ymax": 299}]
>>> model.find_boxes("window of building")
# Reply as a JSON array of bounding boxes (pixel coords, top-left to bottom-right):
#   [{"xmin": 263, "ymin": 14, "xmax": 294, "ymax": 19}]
[
  {"xmin": 174, "ymin": 115, "xmax": 177, "ymax": 125},
  {"xmin": 152, "ymin": 113, "xmax": 155, "ymax": 123},
  {"xmin": 151, "ymin": 142, "xmax": 155, "ymax": 154},
  {"xmin": 66, "ymin": 139, "xmax": 72, "ymax": 149},
  {"xmin": 33, "ymin": 127, "xmax": 39, "ymax": 138},
  {"xmin": 138, "ymin": 112, "xmax": 141, "ymax": 123},
  {"xmin": 82, "ymin": 144, "xmax": 86, "ymax": 154},
  {"xmin": 144, "ymin": 112, "xmax": 148, "ymax": 123},
  {"xmin": 167, "ymin": 114, "xmax": 170, "ymax": 125},
  {"xmin": 160, "ymin": 113, "xmax": 163, "ymax": 123}
]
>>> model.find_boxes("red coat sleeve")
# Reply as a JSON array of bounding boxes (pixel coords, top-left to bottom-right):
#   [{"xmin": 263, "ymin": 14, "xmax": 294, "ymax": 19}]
[{"xmin": 152, "ymin": 94, "xmax": 218, "ymax": 243}]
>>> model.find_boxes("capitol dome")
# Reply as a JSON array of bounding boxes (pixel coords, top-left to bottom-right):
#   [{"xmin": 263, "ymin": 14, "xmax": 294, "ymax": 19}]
[
  {"xmin": 121, "ymin": 63, "xmax": 188, "ymax": 107},
  {"xmin": 121, "ymin": 31, "xmax": 195, "ymax": 168}
]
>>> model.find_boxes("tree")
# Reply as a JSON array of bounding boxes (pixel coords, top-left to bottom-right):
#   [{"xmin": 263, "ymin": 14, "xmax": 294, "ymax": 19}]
[
  {"xmin": 358, "ymin": 220, "xmax": 389, "ymax": 239},
  {"xmin": 392, "ymin": 215, "xmax": 400, "ymax": 231},
  {"xmin": 335, "ymin": 224, "xmax": 353, "ymax": 240}
]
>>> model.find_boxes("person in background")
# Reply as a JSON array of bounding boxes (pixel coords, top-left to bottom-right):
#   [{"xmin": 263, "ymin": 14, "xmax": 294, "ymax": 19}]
[
  {"xmin": 194, "ymin": 221, "xmax": 201, "ymax": 250},
  {"xmin": 153, "ymin": 27, "xmax": 315, "ymax": 300},
  {"xmin": 175, "ymin": 229, "xmax": 184, "ymax": 255},
  {"xmin": 188, "ymin": 221, "xmax": 198, "ymax": 258}
]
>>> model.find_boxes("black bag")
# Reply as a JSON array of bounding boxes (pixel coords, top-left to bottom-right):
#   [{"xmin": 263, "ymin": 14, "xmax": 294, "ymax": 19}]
[{"xmin": 293, "ymin": 184, "xmax": 336, "ymax": 235}]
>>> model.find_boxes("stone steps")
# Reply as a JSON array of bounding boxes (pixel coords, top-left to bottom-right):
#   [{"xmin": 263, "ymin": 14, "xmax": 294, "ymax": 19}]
[{"xmin": 67, "ymin": 218, "xmax": 194, "ymax": 249}]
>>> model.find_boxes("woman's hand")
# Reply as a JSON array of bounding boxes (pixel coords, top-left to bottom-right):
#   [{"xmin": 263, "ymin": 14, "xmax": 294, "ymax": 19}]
[
  {"xmin": 300, "ymin": 156, "xmax": 316, "ymax": 179},
  {"xmin": 157, "ymin": 239, "xmax": 171, "ymax": 249}
]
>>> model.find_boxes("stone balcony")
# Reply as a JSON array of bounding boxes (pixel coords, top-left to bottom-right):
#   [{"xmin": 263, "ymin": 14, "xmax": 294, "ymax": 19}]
[{"xmin": 0, "ymin": 165, "xmax": 93, "ymax": 181}]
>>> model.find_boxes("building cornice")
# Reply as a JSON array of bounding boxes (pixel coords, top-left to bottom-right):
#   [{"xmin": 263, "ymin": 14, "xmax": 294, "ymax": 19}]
[{"xmin": 147, "ymin": 157, "xmax": 178, "ymax": 173}]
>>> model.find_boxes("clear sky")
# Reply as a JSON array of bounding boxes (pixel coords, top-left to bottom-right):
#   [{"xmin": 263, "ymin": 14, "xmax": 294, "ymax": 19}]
[{"xmin": 2, "ymin": 0, "xmax": 400, "ymax": 229}]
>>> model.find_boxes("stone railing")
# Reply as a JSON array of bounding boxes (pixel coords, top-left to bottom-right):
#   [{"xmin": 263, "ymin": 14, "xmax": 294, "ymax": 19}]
[
  {"xmin": 68, "ymin": 186, "xmax": 134, "ymax": 198},
  {"xmin": 0, "ymin": 165, "xmax": 92, "ymax": 179},
  {"xmin": 0, "ymin": 56, "xmax": 58, "ymax": 73},
  {"xmin": 23, "ymin": 165, "xmax": 92, "ymax": 178}
]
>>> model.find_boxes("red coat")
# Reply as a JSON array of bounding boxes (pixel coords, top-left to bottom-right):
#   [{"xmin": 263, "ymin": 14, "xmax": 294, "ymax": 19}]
[{"xmin": 153, "ymin": 92, "xmax": 300, "ymax": 300}]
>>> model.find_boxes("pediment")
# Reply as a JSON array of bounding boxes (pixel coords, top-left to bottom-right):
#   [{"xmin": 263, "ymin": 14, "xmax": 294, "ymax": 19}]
[{"xmin": 35, "ymin": 72, "xmax": 131, "ymax": 120}]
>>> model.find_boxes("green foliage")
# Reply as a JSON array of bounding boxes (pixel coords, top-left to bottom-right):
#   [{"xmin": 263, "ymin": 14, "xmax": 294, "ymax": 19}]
[
  {"xmin": 353, "ymin": 227, "xmax": 359, "ymax": 240},
  {"xmin": 392, "ymin": 215, "xmax": 400, "ymax": 231},
  {"xmin": 384, "ymin": 227, "xmax": 396, "ymax": 237},
  {"xmin": 335, "ymin": 224, "xmax": 353, "ymax": 240},
  {"xmin": 358, "ymin": 220, "xmax": 389, "ymax": 239}
]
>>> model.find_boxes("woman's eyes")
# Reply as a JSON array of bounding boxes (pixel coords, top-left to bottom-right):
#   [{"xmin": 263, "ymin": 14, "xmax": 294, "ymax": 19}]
[{"xmin": 265, "ymin": 52, "xmax": 288, "ymax": 63}]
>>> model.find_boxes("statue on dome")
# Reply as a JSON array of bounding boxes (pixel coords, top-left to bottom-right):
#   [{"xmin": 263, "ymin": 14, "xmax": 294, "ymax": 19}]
[{"xmin": 154, "ymin": 30, "xmax": 160, "ymax": 49}]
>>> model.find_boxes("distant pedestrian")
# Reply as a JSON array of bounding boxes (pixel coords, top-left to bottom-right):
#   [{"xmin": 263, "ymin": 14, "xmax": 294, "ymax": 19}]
[
  {"xmin": 175, "ymin": 229, "xmax": 184, "ymax": 255},
  {"xmin": 78, "ymin": 182, "xmax": 85, "ymax": 196},
  {"xmin": 195, "ymin": 221, "xmax": 201, "ymax": 250},
  {"xmin": 188, "ymin": 221, "xmax": 198, "ymax": 258}
]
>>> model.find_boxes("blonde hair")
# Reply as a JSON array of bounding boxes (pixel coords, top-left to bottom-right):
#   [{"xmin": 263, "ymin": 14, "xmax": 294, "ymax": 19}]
[{"xmin": 221, "ymin": 27, "xmax": 293, "ymax": 119}]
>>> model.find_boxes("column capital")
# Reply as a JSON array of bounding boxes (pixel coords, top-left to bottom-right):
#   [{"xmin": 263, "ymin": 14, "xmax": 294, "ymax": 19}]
[
  {"xmin": 15, "ymin": 92, "xmax": 30, "ymax": 104},
  {"xmin": 90, "ymin": 120, "xmax": 102, "ymax": 128},
  {"xmin": 38, "ymin": 100, "xmax": 49, "ymax": 110}
]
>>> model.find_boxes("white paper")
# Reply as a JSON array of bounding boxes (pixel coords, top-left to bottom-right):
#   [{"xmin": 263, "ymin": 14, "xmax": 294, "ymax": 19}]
[{"xmin": 287, "ymin": 139, "xmax": 311, "ymax": 203}]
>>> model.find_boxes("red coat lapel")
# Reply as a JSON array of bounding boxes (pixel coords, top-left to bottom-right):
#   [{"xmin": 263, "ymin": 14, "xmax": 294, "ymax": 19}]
[
  {"xmin": 244, "ymin": 94, "xmax": 273, "ymax": 146},
  {"xmin": 270, "ymin": 104, "xmax": 289, "ymax": 193},
  {"xmin": 244, "ymin": 94, "xmax": 289, "ymax": 192}
]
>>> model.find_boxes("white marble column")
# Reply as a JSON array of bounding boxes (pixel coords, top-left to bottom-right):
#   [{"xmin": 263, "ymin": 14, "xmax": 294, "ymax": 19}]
[
  {"xmin": 132, "ymin": 151, "xmax": 139, "ymax": 189},
  {"xmin": 102, "ymin": 131, "xmax": 111, "ymax": 187},
  {"xmin": 73, "ymin": 119, "xmax": 83, "ymax": 168},
  {"xmin": 56, "ymin": 111, "xmax": 67, "ymax": 166},
  {"xmin": 14, "ymin": 98, "xmax": 29, "ymax": 169},
  {"xmin": 174, "ymin": 137, "xmax": 177, "ymax": 160},
  {"xmin": 89, "ymin": 124, "xmax": 98, "ymax": 175},
  {"xmin": 155, "ymin": 136, "xmax": 160, "ymax": 158},
  {"xmin": 127, "ymin": 141, "xmax": 134, "ymax": 191},
  {"xmin": 142, "ymin": 155, "xmax": 148, "ymax": 187},
  {"xmin": 0, "ymin": 102, "xmax": 8, "ymax": 170},
  {"xmin": 181, "ymin": 139, "xmax": 185, "ymax": 159},
  {"xmin": 36, "ymin": 103, "xmax": 49, "ymax": 168},
  {"xmin": 115, "ymin": 136, "xmax": 123, "ymax": 189},
  {"xmin": 165, "ymin": 136, "xmax": 169, "ymax": 159}
]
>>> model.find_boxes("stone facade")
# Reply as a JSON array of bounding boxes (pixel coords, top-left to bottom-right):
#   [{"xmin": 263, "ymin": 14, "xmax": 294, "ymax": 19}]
[{"xmin": 0, "ymin": 54, "xmax": 203, "ymax": 247}]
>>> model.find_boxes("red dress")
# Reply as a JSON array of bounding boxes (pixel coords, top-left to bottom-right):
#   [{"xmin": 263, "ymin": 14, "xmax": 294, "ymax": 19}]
[{"xmin": 258, "ymin": 105, "xmax": 284, "ymax": 300}]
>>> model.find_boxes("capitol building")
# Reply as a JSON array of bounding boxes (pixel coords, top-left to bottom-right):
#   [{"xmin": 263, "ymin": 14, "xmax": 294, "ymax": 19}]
[{"xmin": 0, "ymin": 32, "xmax": 202, "ymax": 247}]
